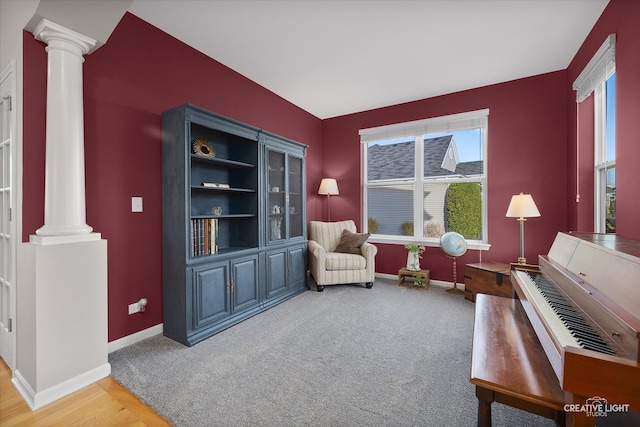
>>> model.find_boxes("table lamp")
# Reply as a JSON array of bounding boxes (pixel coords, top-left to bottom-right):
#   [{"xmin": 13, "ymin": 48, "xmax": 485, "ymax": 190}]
[{"xmin": 506, "ymin": 192, "xmax": 541, "ymax": 264}]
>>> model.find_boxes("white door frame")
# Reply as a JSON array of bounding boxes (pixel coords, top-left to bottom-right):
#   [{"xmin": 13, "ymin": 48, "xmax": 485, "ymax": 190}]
[{"xmin": 0, "ymin": 59, "xmax": 17, "ymax": 371}]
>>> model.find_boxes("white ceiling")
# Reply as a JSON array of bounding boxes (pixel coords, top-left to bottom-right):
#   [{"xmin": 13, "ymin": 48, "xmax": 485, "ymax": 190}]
[{"xmin": 128, "ymin": 0, "xmax": 608, "ymax": 119}]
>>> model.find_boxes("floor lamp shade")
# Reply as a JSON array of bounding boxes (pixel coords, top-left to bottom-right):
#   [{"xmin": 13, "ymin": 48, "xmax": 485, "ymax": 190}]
[
  {"xmin": 318, "ymin": 178, "xmax": 339, "ymax": 196},
  {"xmin": 318, "ymin": 178, "xmax": 339, "ymax": 221},
  {"xmin": 506, "ymin": 193, "xmax": 540, "ymax": 264}
]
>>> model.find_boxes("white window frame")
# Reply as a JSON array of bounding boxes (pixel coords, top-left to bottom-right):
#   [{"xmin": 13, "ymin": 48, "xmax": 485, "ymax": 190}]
[
  {"xmin": 594, "ymin": 73, "xmax": 615, "ymax": 233},
  {"xmin": 573, "ymin": 34, "xmax": 616, "ymax": 232},
  {"xmin": 572, "ymin": 33, "xmax": 616, "ymax": 233},
  {"xmin": 360, "ymin": 109, "xmax": 489, "ymax": 250}
]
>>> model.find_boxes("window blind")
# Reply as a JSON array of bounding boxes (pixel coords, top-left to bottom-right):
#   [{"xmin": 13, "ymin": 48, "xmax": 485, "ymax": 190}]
[
  {"xmin": 359, "ymin": 109, "xmax": 489, "ymax": 143},
  {"xmin": 573, "ymin": 34, "xmax": 616, "ymax": 103}
]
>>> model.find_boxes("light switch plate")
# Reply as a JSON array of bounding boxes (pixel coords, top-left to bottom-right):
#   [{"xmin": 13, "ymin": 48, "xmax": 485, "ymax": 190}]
[{"xmin": 132, "ymin": 197, "xmax": 143, "ymax": 212}]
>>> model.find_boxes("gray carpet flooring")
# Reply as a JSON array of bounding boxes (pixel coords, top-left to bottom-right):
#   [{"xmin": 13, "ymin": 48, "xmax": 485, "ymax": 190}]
[{"xmin": 109, "ymin": 279, "xmax": 554, "ymax": 426}]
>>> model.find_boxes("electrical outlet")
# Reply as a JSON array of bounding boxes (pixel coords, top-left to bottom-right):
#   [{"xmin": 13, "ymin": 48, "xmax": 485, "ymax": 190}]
[
  {"xmin": 128, "ymin": 298, "xmax": 148, "ymax": 315},
  {"xmin": 128, "ymin": 302, "xmax": 140, "ymax": 315}
]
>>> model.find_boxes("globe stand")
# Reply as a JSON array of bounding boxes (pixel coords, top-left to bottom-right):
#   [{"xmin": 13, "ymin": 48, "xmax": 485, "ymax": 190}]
[
  {"xmin": 445, "ymin": 256, "xmax": 464, "ymax": 295},
  {"xmin": 439, "ymin": 232, "xmax": 468, "ymax": 296}
]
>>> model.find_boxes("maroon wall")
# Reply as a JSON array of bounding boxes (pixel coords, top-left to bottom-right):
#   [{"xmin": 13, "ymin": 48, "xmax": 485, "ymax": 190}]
[
  {"xmin": 322, "ymin": 72, "xmax": 569, "ymax": 282},
  {"xmin": 23, "ymin": 13, "xmax": 323, "ymax": 342},
  {"xmin": 21, "ymin": 1, "xmax": 640, "ymax": 342},
  {"xmin": 567, "ymin": 0, "xmax": 640, "ymax": 239}
]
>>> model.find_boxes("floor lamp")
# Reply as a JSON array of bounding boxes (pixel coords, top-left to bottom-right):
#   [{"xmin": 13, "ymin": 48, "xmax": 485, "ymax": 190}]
[
  {"xmin": 318, "ymin": 178, "xmax": 339, "ymax": 221},
  {"xmin": 506, "ymin": 192, "xmax": 541, "ymax": 264}
]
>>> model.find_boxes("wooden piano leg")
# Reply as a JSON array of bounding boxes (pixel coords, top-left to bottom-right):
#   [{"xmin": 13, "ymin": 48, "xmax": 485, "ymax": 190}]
[
  {"xmin": 476, "ymin": 386, "xmax": 494, "ymax": 427},
  {"xmin": 565, "ymin": 394, "xmax": 596, "ymax": 427}
]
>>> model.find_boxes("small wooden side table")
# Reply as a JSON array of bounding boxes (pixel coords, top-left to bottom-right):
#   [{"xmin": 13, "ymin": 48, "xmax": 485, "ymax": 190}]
[{"xmin": 397, "ymin": 267, "xmax": 430, "ymax": 290}]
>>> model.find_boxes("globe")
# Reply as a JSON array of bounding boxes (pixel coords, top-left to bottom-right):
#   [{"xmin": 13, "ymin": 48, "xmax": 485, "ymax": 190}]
[
  {"xmin": 440, "ymin": 232, "xmax": 467, "ymax": 295},
  {"xmin": 440, "ymin": 232, "xmax": 468, "ymax": 257}
]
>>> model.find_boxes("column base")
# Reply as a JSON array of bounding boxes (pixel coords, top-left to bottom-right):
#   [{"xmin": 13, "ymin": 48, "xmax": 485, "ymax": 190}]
[
  {"xmin": 30, "ymin": 231, "xmax": 101, "ymax": 245},
  {"xmin": 35, "ymin": 223, "xmax": 94, "ymax": 237}
]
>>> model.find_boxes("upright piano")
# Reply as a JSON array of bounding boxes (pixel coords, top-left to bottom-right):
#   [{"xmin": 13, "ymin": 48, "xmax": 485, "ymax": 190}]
[{"xmin": 471, "ymin": 232, "xmax": 640, "ymax": 426}]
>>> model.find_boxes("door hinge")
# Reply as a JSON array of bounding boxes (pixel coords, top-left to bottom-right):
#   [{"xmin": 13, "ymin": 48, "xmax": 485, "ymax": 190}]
[
  {"xmin": 8, "ymin": 318, "xmax": 12, "ymax": 333},
  {"xmin": 1, "ymin": 95, "xmax": 11, "ymax": 112}
]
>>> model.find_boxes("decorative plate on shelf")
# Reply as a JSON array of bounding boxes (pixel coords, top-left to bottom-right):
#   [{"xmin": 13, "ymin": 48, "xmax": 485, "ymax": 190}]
[{"xmin": 192, "ymin": 138, "xmax": 215, "ymax": 158}]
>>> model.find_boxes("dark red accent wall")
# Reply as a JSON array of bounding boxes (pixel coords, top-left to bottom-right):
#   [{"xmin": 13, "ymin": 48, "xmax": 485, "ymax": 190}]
[
  {"xmin": 21, "ymin": 1, "xmax": 640, "ymax": 342},
  {"xmin": 23, "ymin": 13, "xmax": 323, "ymax": 342},
  {"xmin": 567, "ymin": 0, "xmax": 640, "ymax": 239},
  {"xmin": 322, "ymin": 71, "xmax": 569, "ymax": 281}
]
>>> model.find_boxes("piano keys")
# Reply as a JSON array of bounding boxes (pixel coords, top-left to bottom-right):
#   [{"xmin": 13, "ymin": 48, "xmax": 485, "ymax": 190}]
[{"xmin": 529, "ymin": 272, "xmax": 615, "ymax": 355}]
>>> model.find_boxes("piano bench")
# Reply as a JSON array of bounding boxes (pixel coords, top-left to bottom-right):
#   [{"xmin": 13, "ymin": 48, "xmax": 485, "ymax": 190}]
[{"xmin": 471, "ymin": 294, "xmax": 566, "ymax": 426}]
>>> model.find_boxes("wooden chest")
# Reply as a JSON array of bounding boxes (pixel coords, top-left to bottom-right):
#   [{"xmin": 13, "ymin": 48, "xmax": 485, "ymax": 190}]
[{"xmin": 464, "ymin": 262, "xmax": 512, "ymax": 302}]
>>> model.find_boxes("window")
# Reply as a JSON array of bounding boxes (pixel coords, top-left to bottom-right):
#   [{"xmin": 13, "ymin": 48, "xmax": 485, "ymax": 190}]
[
  {"xmin": 573, "ymin": 34, "xmax": 615, "ymax": 233},
  {"xmin": 594, "ymin": 72, "xmax": 616, "ymax": 233},
  {"xmin": 360, "ymin": 110, "xmax": 488, "ymax": 247}
]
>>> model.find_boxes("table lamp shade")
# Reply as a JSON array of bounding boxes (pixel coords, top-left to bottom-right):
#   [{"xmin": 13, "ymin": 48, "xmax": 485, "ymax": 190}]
[{"xmin": 506, "ymin": 193, "xmax": 540, "ymax": 219}]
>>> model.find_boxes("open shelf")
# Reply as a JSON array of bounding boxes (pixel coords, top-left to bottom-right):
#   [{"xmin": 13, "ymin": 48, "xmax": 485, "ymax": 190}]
[{"xmin": 191, "ymin": 154, "xmax": 255, "ymax": 169}]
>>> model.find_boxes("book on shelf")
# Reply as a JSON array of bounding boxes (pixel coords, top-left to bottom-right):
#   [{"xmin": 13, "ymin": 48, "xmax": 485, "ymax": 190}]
[
  {"xmin": 191, "ymin": 218, "xmax": 218, "ymax": 257},
  {"xmin": 202, "ymin": 182, "xmax": 230, "ymax": 189}
]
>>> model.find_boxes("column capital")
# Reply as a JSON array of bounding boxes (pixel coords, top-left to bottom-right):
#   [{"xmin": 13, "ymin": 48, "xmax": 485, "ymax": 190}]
[{"xmin": 33, "ymin": 19, "xmax": 97, "ymax": 55}]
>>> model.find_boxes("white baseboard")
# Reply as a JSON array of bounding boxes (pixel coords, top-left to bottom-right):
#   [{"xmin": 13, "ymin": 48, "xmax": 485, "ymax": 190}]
[
  {"xmin": 108, "ymin": 323, "xmax": 163, "ymax": 353},
  {"xmin": 13, "ymin": 363, "xmax": 111, "ymax": 410},
  {"xmin": 375, "ymin": 272, "xmax": 465, "ymax": 291}
]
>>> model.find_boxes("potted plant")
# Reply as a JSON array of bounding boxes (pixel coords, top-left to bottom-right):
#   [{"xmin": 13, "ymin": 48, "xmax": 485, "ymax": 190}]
[{"xmin": 404, "ymin": 243, "xmax": 425, "ymax": 272}]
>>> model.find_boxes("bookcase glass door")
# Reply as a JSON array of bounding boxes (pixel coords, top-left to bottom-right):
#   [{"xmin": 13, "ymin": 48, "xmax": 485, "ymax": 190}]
[
  {"xmin": 288, "ymin": 155, "xmax": 303, "ymax": 239},
  {"xmin": 268, "ymin": 149, "xmax": 285, "ymax": 243}
]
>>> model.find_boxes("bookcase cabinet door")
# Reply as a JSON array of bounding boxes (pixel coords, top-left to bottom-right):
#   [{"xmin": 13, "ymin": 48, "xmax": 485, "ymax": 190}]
[
  {"xmin": 288, "ymin": 244, "xmax": 307, "ymax": 290},
  {"xmin": 266, "ymin": 243, "xmax": 308, "ymax": 299},
  {"xmin": 266, "ymin": 249, "xmax": 288, "ymax": 299},
  {"xmin": 191, "ymin": 262, "xmax": 230, "ymax": 330},
  {"xmin": 231, "ymin": 254, "xmax": 260, "ymax": 313}
]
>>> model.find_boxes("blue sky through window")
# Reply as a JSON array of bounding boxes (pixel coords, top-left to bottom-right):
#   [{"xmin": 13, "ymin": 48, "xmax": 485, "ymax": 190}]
[
  {"xmin": 606, "ymin": 73, "xmax": 616, "ymax": 162},
  {"xmin": 370, "ymin": 128, "xmax": 483, "ymax": 163},
  {"xmin": 428, "ymin": 129, "xmax": 483, "ymax": 162}
]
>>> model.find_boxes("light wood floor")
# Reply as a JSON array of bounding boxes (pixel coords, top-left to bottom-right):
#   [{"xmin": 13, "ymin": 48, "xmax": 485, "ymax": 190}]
[{"xmin": 0, "ymin": 358, "xmax": 171, "ymax": 426}]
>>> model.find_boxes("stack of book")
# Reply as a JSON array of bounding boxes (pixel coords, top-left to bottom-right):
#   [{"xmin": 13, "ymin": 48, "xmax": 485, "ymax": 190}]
[{"xmin": 191, "ymin": 218, "xmax": 218, "ymax": 257}]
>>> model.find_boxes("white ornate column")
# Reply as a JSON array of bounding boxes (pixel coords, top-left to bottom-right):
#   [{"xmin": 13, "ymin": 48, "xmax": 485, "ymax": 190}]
[
  {"xmin": 12, "ymin": 19, "xmax": 109, "ymax": 411},
  {"xmin": 33, "ymin": 19, "xmax": 96, "ymax": 238}
]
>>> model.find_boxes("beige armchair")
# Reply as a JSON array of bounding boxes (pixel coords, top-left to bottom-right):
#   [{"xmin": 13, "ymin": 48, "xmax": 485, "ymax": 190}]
[{"xmin": 308, "ymin": 220, "xmax": 378, "ymax": 292}]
